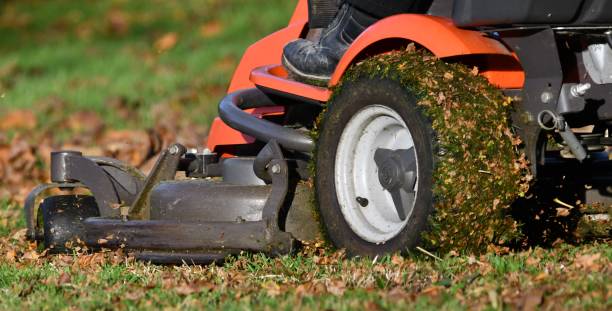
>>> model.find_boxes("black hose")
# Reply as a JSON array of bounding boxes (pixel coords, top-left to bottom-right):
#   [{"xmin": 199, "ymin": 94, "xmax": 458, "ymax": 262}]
[{"xmin": 218, "ymin": 88, "xmax": 315, "ymax": 153}]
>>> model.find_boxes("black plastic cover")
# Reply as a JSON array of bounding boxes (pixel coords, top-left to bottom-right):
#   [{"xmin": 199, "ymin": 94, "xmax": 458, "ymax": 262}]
[
  {"xmin": 575, "ymin": 0, "xmax": 612, "ymax": 24},
  {"xmin": 452, "ymin": 0, "xmax": 584, "ymax": 27}
]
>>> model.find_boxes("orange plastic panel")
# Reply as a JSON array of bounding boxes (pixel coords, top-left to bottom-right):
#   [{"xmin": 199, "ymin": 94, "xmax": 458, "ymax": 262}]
[
  {"xmin": 250, "ymin": 65, "xmax": 331, "ymax": 102},
  {"xmin": 330, "ymin": 14, "xmax": 518, "ymax": 87},
  {"xmin": 210, "ymin": 1, "xmax": 308, "ymax": 153}
]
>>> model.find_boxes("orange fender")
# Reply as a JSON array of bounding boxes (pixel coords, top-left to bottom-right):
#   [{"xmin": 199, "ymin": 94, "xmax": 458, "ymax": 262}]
[{"xmin": 329, "ymin": 14, "xmax": 524, "ymax": 89}]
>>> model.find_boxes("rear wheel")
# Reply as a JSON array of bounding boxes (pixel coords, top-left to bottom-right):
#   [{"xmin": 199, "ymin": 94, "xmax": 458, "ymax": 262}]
[{"xmin": 315, "ymin": 76, "xmax": 435, "ymax": 256}]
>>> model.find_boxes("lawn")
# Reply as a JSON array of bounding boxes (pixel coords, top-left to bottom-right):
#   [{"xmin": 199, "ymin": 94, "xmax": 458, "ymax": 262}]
[{"xmin": 0, "ymin": 1, "xmax": 610, "ymax": 310}]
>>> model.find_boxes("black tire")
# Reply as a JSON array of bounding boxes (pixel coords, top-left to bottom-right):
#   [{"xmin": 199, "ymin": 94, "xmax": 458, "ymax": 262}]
[
  {"xmin": 315, "ymin": 76, "xmax": 436, "ymax": 257},
  {"xmin": 40, "ymin": 195, "xmax": 100, "ymax": 253}
]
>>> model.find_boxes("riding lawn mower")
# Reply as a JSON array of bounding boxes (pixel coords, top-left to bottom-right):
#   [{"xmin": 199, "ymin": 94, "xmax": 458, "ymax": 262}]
[{"xmin": 25, "ymin": 0, "xmax": 611, "ymax": 264}]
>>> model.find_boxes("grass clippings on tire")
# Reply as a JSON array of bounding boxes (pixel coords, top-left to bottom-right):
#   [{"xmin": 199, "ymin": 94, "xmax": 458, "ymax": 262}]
[{"xmin": 318, "ymin": 48, "xmax": 532, "ymax": 254}]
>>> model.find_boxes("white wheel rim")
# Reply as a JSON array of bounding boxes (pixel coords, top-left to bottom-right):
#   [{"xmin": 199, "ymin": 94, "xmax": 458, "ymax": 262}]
[{"xmin": 334, "ymin": 105, "xmax": 419, "ymax": 244}]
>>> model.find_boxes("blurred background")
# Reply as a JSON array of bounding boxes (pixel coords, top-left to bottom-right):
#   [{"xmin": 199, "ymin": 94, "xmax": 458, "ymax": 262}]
[{"xmin": 0, "ymin": 0, "xmax": 296, "ymax": 203}]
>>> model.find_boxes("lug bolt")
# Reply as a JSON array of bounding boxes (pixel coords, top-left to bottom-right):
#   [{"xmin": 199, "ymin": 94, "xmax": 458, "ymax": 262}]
[
  {"xmin": 169, "ymin": 145, "xmax": 180, "ymax": 155},
  {"xmin": 540, "ymin": 91, "xmax": 553, "ymax": 104},
  {"xmin": 271, "ymin": 164, "xmax": 281, "ymax": 174}
]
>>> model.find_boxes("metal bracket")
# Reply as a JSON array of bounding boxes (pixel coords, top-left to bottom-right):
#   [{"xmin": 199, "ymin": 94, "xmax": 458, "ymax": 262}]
[
  {"xmin": 50, "ymin": 151, "xmax": 145, "ymax": 217},
  {"xmin": 129, "ymin": 144, "xmax": 186, "ymax": 220},
  {"xmin": 502, "ymin": 27, "xmax": 564, "ymax": 174}
]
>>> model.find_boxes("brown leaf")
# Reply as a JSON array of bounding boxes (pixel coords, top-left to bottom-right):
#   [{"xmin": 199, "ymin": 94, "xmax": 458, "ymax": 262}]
[
  {"xmin": 100, "ymin": 130, "xmax": 152, "ymax": 167},
  {"xmin": 5, "ymin": 249, "xmax": 16, "ymax": 262},
  {"xmin": 106, "ymin": 9, "xmax": 130, "ymax": 35},
  {"xmin": 421, "ymin": 285, "xmax": 444, "ymax": 298},
  {"xmin": 262, "ymin": 281, "xmax": 282, "ymax": 297},
  {"xmin": 556, "ymin": 208, "xmax": 570, "ymax": 217},
  {"xmin": 199, "ymin": 20, "xmax": 222, "ymax": 38},
  {"xmin": 10, "ymin": 229, "xmax": 27, "ymax": 241},
  {"xmin": 520, "ymin": 290, "xmax": 543, "ymax": 311},
  {"xmin": 325, "ymin": 279, "xmax": 346, "ymax": 296},
  {"xmin": 0, "ymin": 109, "xmax": 36, "ymax": 130},
  {"xmin": 65, "ymin": 111, "xmax": 105, "ymax": 141},
  {"xmin": 21, "ymin": 250, "xmax": 40, "ymax": 261},
  {"xmin": 154, "ymin": 32, "xmax": 178, "ymax": 53},
  {"xmin": 574, "ymin": 253, "xmax": 601, "ymax": 271},
  {"xmin": 125, "ymin": 290, "xmax": 146, "ymax": 300},
  {"xmin": 175, "ymin": 283, "xmax": 198, "ymax": 296},
  {"xmin": 57, "ymin": 272, "xmax": 71, "ymax": 285},
  {"xmin": 387, "ymin": 287, "xmax": 410, "ymax": 302}
]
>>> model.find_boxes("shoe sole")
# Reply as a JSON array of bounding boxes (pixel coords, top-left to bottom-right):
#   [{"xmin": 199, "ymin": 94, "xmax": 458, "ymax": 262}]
[{"xmin": 282, "ymin": 55, "xmax": 331, "ymax": 86}]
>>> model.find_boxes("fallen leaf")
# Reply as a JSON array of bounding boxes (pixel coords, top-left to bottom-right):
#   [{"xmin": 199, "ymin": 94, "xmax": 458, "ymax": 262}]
[
  {"xmin": 154, "ymin": 32, "xmax": 178, "ymax": 53},
  {"xmin": 574, "ymin": 253, "xmax": 601, "ymax": 271},
  {"xmin": 421, "ymin": 285, "xmax": 443, "ymax": 297},
  {"xmin": 262, "ymin": 281, "xmax": 282, "ymax": 297},
  {"xmin": 175, "ymin": 283, "xmax": 198, "ymax": 296},
  {"xmin": 106, "ymin": 9, "xmax": 130, "ymax": 35},
  {"xmin": 325, "ymin": 279, "xmax": 346, "ymax": 296},
  {"xmin": 5, "ymin": 249, "xmax": 16, "ymax": 262},
  {"xmin": 556, "ymin": 208, "xmax": 570, "ymax": 217},
  {"xmin": 21, "ymin": 250, "xmax": 40, "ymax": 261},
  {"xmin": 199, "ymin": 20, "xmax": 222, "ymax": 38},
  {"xmin": 0, "ymin": 109, "xmax": 36, "ymax": 130},
  {"xmin": 520, "ymin": 289, "xmax": 543, "ymax": 311},
  {"xmin": 57, "ymin": 272, "xmax": 71, "ymax": 285},
  {"xmin": 387, "ymin": 287, "xmax": 410, "ymax": 302},
  {"xmin": 125, "ymin": 290, "xmax": 145, "ymax": 300},
  {"xmin": 10, "ymin": 229, "xmax": 27, "ymax": 241}
]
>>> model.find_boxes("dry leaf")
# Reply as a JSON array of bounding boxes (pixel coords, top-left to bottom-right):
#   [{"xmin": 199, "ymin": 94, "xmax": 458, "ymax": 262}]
[
  {"xmin": 520, "ymin": 290, "xmax": 543, "ymax": 311},
  {"xmin": 5, "ymin": 249, "xmax": 16, "ymax": 262},
  {"xmin": 574, "ymin": 253, "xmax": 601, "ymax": 271},
  {"xmin": 262, "ymin": 281, "xmax": 282, "ymax": 297},
  {"xmin": 57, "ymin": 272, "xmax": 72, "ymax": 285},
  {"xmin": 154, "ymin": 32, "xmax": 178, "ymax": 53},
  {"xmin": 175, "ymin": 283, "xmax": 198, "ymax": 296},
  {"xmin": 325, "ymin": 279, "xmax": 346, "ymax": 296},
  {"xmin": 106, "ymin": 9, "xmax": 130, "ymax": 35},
  {"xmin": 0, "ymin": 109, "xmax": 36, "ymax": 130},
  {"xmin": 125, "ymin": 290, "xmax": 145, "ymax": 300},
  {"xmin": 22, "ymin": 250, "xmax": 40, "ymax": 260},
  {"xmin": 199, "ymin": 20, "xmax": 222, "ymax": 38},
  {"xmin": 556, "ymin": 208, "xmax": 570, "ymax": 217}
]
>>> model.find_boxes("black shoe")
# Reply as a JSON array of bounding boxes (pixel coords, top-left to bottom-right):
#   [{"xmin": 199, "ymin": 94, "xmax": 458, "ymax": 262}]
[{"xmin": 282, "ymin": 4, "xmax": 377, "ymax": 84}]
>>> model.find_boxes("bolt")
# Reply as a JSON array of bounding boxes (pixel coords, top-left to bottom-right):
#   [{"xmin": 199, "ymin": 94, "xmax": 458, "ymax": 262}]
[
  {"xmin": 169, "ymin": 145, "xmax": 180, "ymax": 155},
  {"xmin": 271, "ymin": 164, "xmax": 281, "ymax": 174},
  {"xmin": 570, "ymin": 83, "xmax": 591, "ymax": 97},
  {"xmin": 540, "ymin": 91, "xmax": 553, "ymax": 104},
  {"xmin": 356, "ymin": 197, "xmax": 369, "ymax": 207}
]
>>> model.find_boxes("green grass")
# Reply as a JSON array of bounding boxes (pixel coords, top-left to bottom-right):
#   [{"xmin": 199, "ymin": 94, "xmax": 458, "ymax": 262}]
[
  {"xmin": 0, "ymin": 0, "xmax": 296, "ymax": 129},
  {"xmin": 1, "ymin": 2, "xmax": 610, "ymax": 310},
  {"xmin": 1, "ymin": 199, "xmax": 610, "ymax": 310}
]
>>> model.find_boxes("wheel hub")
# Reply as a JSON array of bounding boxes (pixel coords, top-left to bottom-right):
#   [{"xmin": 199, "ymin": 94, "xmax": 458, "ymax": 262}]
[
  {"xmin": 379, "ymin": 159, "xmax": 402, "ymax": 189},
  {"xmin": 334, "ymin": 105, "xmax": 420, "ymax": 243}
]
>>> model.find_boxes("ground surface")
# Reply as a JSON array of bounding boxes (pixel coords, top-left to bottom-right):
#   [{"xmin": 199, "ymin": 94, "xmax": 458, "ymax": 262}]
[{"xmin": 0, "ymin": 1, "xmax": 610, "ymax": 310}]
